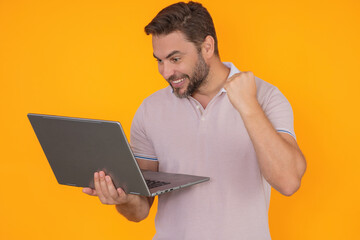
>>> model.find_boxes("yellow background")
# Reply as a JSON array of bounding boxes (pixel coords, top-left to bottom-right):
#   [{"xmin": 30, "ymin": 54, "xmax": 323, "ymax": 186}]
[{"xmin": 1, "ymin": 0, "xmax": 359, "ymax": 239}]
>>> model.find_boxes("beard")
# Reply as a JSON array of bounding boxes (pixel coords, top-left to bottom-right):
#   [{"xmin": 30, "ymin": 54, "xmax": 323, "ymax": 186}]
[{"xmin": 167, "ymin": 52, "xmax": 210, "ymax": 99}]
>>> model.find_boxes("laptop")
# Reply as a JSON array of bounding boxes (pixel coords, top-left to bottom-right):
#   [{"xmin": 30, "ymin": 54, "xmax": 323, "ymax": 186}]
[{"xmin": 28, "ymin": 113, "xmax": 209, "ymax": 197}]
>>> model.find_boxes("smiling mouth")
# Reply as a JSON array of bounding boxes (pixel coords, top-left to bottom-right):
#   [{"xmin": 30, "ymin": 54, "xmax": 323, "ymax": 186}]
[{"xmin": 171, "ymin": 78, "xmax": 186, "ymax": 84}]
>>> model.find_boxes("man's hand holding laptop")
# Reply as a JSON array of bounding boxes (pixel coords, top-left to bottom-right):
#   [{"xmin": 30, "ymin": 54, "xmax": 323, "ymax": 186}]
[{"xmin": 82, "ymin": 171, "xmax": 153, "ymax": 222}]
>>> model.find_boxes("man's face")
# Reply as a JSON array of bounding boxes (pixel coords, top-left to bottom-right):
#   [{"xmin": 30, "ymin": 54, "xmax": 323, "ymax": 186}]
[{"xmin": 152, "ymin": 31, "xmax": 209, "ymax": 98}]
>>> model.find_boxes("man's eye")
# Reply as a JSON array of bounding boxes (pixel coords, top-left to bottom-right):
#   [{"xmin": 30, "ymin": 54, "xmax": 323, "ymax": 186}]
[
  {"xmin": 171, "ymin": 57, "xmax": 180, "ymax": 63},
  {"xmin": 156, "ymin": 59, "xmax": 162, "ymax": 63}
]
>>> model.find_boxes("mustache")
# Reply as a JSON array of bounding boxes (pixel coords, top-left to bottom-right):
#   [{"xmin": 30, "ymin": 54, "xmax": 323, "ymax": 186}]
[{"xmin": 167, "ymin": 74, "xmax": 189, "ymax": 82}]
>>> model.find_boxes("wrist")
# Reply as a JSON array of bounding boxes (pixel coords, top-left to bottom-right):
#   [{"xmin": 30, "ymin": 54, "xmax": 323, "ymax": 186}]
[
  {"xmin": 235, "ymin": 98, "xmax": 261, "ymax": 117},
  {"xmin": 115, "ymin": 195, "xmax": 150, "ymax": 222},
  {"xmin": 115, "ymin": 193, "xmax": 137, "ymax": 207}
]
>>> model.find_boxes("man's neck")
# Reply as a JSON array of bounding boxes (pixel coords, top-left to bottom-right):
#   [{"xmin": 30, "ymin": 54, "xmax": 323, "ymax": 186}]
[{"xmin": 191, "ymin": 60, "xmax": 230, "ymax": 109}]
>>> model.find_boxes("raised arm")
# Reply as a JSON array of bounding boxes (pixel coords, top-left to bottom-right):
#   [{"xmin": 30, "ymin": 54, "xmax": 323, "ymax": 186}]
[{"xmin": 224, "ymin": 72, "xmax": 306, "ymax": 196}]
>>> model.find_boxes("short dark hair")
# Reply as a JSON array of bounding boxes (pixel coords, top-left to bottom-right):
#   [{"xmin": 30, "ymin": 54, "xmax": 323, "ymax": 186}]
[{"xmin": 144, "ymin": 1, "xmax": 219, "ymax": 56}]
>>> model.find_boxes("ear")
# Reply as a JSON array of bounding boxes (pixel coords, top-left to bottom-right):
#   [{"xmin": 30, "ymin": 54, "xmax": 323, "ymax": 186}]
[{"xmin": 201, "ymin": 35, "xmax": 215, "ymax": 59}]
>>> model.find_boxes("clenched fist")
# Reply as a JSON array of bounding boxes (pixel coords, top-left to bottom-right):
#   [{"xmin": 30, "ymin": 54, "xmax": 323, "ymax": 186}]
[{"xmin": 224, "ymin": 71, "xmax": 259, "ymax": 115}]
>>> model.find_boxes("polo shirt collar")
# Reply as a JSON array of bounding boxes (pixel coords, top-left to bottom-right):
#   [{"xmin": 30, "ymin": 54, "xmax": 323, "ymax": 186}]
[{"xmin": 220, "ymin": 62, "xmax": 241, "ymax": 93}]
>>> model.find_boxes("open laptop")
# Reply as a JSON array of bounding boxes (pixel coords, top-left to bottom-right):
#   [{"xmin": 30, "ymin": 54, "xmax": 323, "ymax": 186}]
[{"xmin": 28, "ymin": 113, "xmax": 209, "ymax": 197}]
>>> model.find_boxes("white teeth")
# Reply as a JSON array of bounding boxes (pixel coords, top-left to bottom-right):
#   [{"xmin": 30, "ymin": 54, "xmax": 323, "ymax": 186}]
[{"xmin": 173, "ymin": 78, "xmax": 185, "ymax": 84}]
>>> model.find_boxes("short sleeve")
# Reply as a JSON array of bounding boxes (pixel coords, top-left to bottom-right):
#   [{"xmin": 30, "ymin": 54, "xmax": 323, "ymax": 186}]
[
  {"xmin": 263, "ymin": 87, "xmax": 296, "ymax": 140},
  {"xmin": 130, "ymin": 102, "xmax": 158, "ymax": 161}
]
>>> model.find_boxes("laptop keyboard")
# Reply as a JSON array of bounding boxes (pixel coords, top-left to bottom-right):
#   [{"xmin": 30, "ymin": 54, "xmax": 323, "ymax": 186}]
[{"xmin": 146, "ymin": 179, "xmax": 170, "ymax": 189}]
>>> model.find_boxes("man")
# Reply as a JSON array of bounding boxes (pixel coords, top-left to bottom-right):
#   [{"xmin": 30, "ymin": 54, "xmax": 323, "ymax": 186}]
[{"xmin": 83, "ymin": 1, "xmax": 306, "ymax": 239}]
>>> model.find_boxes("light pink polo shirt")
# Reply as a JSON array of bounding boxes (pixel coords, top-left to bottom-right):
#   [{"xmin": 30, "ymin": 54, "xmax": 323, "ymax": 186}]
[{"xmin": 130, "ymin": 62, "xmax": 295, "ymax": 240}]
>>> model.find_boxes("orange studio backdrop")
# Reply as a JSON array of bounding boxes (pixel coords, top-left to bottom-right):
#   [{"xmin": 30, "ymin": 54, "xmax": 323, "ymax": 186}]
[{"xmin": 1, "ymin": 0, "xmax": 359, "ymax": 239}]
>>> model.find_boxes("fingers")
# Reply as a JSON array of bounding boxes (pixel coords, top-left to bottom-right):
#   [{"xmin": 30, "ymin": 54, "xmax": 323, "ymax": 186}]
[
  {"xmin": 117, "ymin": 187, "xmax": 124, "ymax": 196},
  {"xmin": 105, "ymin": 175, "xmax": 121, "ymax": 200},
  {"xmin": 98, "ymin": 171, "xmax": 111, "ymax": 200},
  {"xmin": 94, "ymin": 172, "xmax": 106, "ymax": 202},
  {"xmin": 82, "ymin": 187, "xmax": 97, "ymax": 196},
  {"xmin": 94, "ymin": 171, "xmax": 124, "ymax": 205}
]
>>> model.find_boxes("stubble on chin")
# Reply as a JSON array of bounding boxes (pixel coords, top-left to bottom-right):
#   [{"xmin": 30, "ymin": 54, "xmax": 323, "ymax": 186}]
[
  {"xmin": 170, "ymin": 53, "xmax": 210, "ymax": 99},
  {"xmin": 171, "ymin": 82, "xmax": 189, "ymax": 99}
]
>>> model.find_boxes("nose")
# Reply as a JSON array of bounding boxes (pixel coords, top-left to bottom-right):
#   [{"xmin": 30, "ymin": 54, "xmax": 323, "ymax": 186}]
[{"xmin": 159, "ymin": 61, "xmax": 175, "ymax": 80}]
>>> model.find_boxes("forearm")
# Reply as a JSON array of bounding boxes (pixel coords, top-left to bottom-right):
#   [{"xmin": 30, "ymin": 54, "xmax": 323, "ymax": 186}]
[
  {"xmin": 115, "ymin": 195, "xmax": 153, "ymax": 222},
  {"xmin": 238, "ymin": 100, "xmax": 306, "ymax": 196},
  {"xmin": 224, "ymin": 71, "xmax": 306, "ymax": 195}
]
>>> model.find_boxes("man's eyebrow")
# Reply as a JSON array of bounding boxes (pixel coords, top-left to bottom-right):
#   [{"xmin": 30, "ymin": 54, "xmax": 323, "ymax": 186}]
[{"xmin": 153, "ymin": 50, "xmax": 182, "ymax": 60}]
